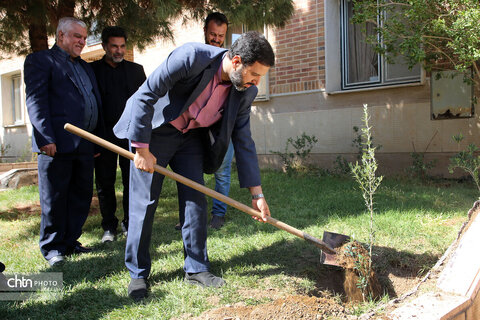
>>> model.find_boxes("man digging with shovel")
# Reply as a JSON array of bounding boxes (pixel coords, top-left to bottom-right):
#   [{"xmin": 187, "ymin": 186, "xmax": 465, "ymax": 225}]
[{"xmin": 113, "ymin": 31, "xmax": 274, "ymax": 301}]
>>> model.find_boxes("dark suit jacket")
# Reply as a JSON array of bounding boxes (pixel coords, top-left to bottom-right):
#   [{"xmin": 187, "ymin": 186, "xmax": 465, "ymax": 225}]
[
  {"xmin": 90, "ymin": 56, "xmax": 146, "ymax": 126},
  {"xmin": 114, "ymin": 42, "xmax": 261, "ymax": 187},
  {"xmin": 24, "ymin": 44, "xmax": 103, "ymax": 153}
]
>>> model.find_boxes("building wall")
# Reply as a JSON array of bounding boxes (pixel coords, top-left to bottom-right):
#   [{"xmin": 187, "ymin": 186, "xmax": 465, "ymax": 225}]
[
  {"xmin": 251, "ymin": 82, "xmax": 480, "ymax": 176},
  {"xmin": 268, "ymin": 0, "xmax": 324, "ymax": 94},
  {"xmin": 0, "ymin": 1, "xmax": 478, "ymax": 177},
  {"xmin": 252, "ymin": 0, "xmax": 480, "ymax": 176}
]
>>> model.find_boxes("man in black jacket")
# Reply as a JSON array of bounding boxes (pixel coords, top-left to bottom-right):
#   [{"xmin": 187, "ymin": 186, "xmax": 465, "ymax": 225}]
[{"xmin": 90, "ymin": 26, "xmax": 146, "ymax": 243}]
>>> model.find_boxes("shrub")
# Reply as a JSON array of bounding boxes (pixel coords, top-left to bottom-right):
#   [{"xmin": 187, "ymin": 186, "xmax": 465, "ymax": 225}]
[{"xmin": 271, "ymin": 133, "xmax": 318, "ymax": 173}]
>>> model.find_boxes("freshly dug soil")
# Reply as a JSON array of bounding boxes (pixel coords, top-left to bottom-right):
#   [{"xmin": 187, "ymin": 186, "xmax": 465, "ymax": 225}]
[
  {"xmin": 186, "ymin": 295, "xmax": 356, "ymax": 320},
  {"xmin": 336, "ymin": 241, "xmax": 383, "ymax": 302}
]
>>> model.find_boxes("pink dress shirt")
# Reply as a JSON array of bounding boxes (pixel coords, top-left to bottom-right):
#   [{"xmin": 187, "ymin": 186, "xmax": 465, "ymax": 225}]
[{"xmin": 132, "ymin": 61, "xmax": 231, "ymax": 149}]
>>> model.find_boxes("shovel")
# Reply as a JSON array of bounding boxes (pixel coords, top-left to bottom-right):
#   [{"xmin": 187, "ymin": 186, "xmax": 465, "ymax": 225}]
[{"xmin": 64, "ymin": 123, "xmax": 349, "ymax": 266}]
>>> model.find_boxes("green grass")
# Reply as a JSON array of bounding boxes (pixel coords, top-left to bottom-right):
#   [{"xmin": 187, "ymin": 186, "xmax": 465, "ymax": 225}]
[{"xmin": 0, "ymin": 169, "xmax": 477, "ymax": 319}]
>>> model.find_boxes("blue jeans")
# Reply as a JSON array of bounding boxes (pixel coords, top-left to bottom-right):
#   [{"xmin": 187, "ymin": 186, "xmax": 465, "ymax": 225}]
[{"xmin": 212, "ymin": 141, "xmax": 234, "ymax": 217}]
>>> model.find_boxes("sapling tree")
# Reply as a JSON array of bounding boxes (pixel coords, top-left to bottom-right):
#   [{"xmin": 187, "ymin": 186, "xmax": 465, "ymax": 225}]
[{"xmin": 349, "ymin": 104, "xmax": 383, "ymax": 298}]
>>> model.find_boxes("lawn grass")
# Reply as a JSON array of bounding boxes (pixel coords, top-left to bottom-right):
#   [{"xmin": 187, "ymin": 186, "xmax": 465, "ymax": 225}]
[{"xmin": 0, "ymin": 168, "xmax": 477, "ymax": 319}]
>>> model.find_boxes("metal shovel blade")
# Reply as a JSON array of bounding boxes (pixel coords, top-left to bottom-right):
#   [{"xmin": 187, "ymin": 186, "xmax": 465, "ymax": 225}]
[{"xmin": 320, "ymin": 231, "xmax": 350, "ymax": 266}]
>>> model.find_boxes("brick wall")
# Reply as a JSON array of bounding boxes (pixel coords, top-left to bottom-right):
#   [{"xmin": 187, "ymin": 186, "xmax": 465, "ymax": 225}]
[
  {"xmin": 124, "ymin": 48, "xmax": 135, "ymax": 62},
  {"xmin": 269, "ymin": 0, "xmax": 325, "ymax": 95}
]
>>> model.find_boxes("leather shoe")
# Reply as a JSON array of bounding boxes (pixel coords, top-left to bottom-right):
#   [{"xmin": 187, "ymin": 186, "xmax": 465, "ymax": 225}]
[
  {"xmin": 185, "ymin": 271, "xmax": 225, "ymax": 288},
  {"xmin": 101, "ymin": 230, "xmax": 116, "ymax": 243},
  {"xmin": 174, "ymin": 222, "xmax": 182, "ymax": 231},
  {"xmin": 208, "ymin": 216, "xmax": 225, "ymax": 229},
  {"xmin": 128, "ymin": 278, "xmax": 148, "ymax": 301},
  {"xmin": 66, "ymin": 243, "xmax": 92, "ymax": 256},
  {"xmin": 47, "ymin": 255, "xmax": 65, "ymax": 267}
]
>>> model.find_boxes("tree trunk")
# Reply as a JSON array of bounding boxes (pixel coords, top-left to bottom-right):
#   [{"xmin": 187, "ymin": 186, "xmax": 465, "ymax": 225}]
[
  {"xmin": 26, "ymin": 0, "xmax": 77, "ymax": 52},
  {"xmin": 54, "ymin": 0, "xmax": 76, "ymax": 26},
  {"xmin": 28, "ymin": 21, "xmax": 48, "ymax": 52},
  {"xmin": 25, "ymin": 1, "xmax": 49, "ymax": 52}
]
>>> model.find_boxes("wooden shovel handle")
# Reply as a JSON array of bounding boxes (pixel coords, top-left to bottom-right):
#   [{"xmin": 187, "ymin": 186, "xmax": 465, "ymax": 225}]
[{"xmin": 64, "ymin": 123, "xmax": 336, "ymax": 254}]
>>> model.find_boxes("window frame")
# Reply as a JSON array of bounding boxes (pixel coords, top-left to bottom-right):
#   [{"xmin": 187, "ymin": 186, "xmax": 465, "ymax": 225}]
[
  {"xmin": 2, "ymin": 71, "xmax": 25, "ymax": 127},
  {"xmin": 339, "ymin": 0, "xmax": 421, "ymax": 90},
  {"xmin": 11, "ymin": 74, "xmax": 24, "ymax": 125}
]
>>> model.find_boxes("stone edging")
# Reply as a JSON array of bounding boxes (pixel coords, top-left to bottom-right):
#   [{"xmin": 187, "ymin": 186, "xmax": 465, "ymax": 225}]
[{"xmin": 0, "ymin": 162, "xmax": 37, "ymax": 173}]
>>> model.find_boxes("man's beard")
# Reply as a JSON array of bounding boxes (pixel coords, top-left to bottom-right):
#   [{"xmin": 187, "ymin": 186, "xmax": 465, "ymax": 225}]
[
  {"xmin": 230, "ymin": 67, "xmax": 247, "ymax": 92},
  {"xmin": 205, "ymin": 36, "xmax": 222, "ymax": 47},
  {"xmin": 112, "ymin": 55, "xmax": 124, "ymax": 63},
  {"xmin": 107, "ymin": 52, "xmax": 124, "ymax": 63}
]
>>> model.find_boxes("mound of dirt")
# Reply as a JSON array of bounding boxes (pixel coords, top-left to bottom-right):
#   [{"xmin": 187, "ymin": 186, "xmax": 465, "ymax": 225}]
[
  {"xmin": 336, "ymin": 241, "xmax": 383, "ymax": 302},
  {"xmin": 185, "ymin": 295, "xmax": 356, "ymax": 320}
]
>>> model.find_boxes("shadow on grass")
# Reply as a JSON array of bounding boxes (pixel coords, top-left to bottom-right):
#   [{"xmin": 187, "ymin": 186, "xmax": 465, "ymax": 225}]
[
  {"xmin": 0, "ymin": 287, "xmax": 146, "ymax": 320},
  {"xmin": 0, "ymin": 217, "xmax": 443, "ymax": 319},
  {"xmin": 2, "ymin": 172, "xmax": 475, "ymax": 245},
  {"xmin": 371, "ymin": 245, "xmax": 438, "ymax": 298},
  {"xmin": 35, "ymin": 216, "xmax": 186, "ymax": 289},
  {"xmin": 0, "ymin": 170, "xmax": 471, "ymax": 316},
  {"xmin": 189, "ymin": 237, "xmax": 437, "ymax": 300}
]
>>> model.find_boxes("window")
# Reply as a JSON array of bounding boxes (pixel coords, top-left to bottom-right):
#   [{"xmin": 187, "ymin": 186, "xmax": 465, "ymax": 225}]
[
  {"xmin": 86, "ymin": 21, "xmax": 101, "ymax": 46},
  {"xmin": 11, "ymin": 75, "xmax": 23, "ymax": 124},
  {"xmin": 340, "ymin": 0, "xmax": 421, "ymax": 90},
  {"xmin": 1, "ymin": 72, "xmax": 24, "ymax": 126},
  {"xmin": 226, "ymin": 24, "xmax": 269, "ymax": 101}
]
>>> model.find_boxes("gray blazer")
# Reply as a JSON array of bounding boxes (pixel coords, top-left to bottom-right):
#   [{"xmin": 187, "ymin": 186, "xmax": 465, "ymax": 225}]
[{"xmin": 114, "ymin": 42, "xmax": 261, "ymax": 187}]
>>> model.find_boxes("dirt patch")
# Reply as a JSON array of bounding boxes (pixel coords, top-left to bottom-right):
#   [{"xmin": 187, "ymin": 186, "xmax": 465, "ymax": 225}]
[
  {"xmin": 88, "ymin": 196, "xmax": 100, "ymax": 216},
  {"xmin": 0, "ymin": 196, "xmax": 100, "ymax": 220},
  {"xmin": 181, "ymin": 295, "xmax": 356, "ymax": 320},
  {"xmin": 0, "ymin": 201, "xmax": 42, "ymax": 220}
]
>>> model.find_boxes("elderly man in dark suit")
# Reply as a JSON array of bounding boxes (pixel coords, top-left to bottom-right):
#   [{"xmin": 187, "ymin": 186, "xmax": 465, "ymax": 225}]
[
  {"xmin": 90, "ymin": 26, "xmax": 146, "ymax": 243},
  {"xmin": 114, "ymin": 31, "xmax": 274, "ymax": 301},
  {"xmin": 24, "ymin": 17, "xmax": 103, "ymax": 267}
]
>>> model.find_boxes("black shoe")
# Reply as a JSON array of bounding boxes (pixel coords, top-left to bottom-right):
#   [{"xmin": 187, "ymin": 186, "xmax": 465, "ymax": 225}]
[
  {"xmin": 66, "ymin": 243, "xmax": 93, "ymax": 256},
  {"xmin": 185, "ymin": 271, "xmax": 225, "ymax": 288},
  {"xmin": 121, "ymin": 221, "xmax": 128, "ymax": 237},
  {"xmin": 101, "ymin": 230, "xmax": 116, "ymax": 243},
  {"xmin": 128, "ymin": 278, "xmax": 148, "ymax": 301},
  {"xmin": 208, "ymin": 216, "xmax": 225, "ymax": 229},
  {"xmin": 174, "ymin": 222, "xmax": 182, "ymax": 231},
  {"xmin": 47, "ymin": 255, "xmax": 65, "ymax": 267}
]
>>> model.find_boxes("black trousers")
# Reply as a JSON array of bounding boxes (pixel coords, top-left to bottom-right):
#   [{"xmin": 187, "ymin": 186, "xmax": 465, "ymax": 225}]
[
  {"xmin": 94, "ymin": 129, "xmax": 130, "ymax": 232},
  {"xmin": 38, "ymin": 139, "xmax": 94, "ymax": 260}
]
